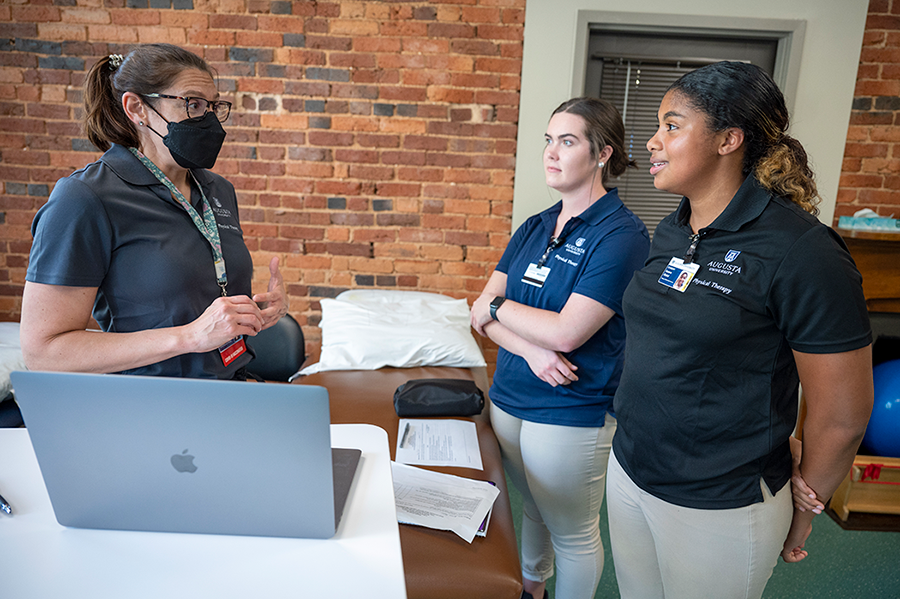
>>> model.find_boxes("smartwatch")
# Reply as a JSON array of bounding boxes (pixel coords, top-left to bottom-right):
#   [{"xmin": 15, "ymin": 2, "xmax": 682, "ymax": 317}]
[{"xmin": 489, "ymin": 296, "xmax": 506, "ymax": 321}]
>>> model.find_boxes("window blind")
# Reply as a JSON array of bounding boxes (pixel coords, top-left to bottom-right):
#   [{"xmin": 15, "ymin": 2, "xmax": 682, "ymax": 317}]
[{"xmin": 599, "ymin": 60, "xmax": 699, "ymax": 237}]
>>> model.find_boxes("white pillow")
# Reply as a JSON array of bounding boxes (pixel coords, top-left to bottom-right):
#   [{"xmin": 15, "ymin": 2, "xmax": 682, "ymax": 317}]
[
  {"xmin": 298, "ymin": 290, "xmax": 485, "ymax": 376},
  {"xmin": 0, "ymin": 322, "xmax": 26, "ymax": 400}
]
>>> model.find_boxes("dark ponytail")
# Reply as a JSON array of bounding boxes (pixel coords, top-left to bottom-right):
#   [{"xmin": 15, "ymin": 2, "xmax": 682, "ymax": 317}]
[
  {"xmin": 668, "ymin": 61, "xmax": 820, "ymax": 215},
  {"xmin": 83, "ymin": 54, "xmax": 138, "ymax": 152},
  {"xmin": 83, "ymin": 44, "xmax": 217, "ymax": 152},
  {"xmin": 552, "ymin": 96, "xmax": 637, "ymax": 187}
]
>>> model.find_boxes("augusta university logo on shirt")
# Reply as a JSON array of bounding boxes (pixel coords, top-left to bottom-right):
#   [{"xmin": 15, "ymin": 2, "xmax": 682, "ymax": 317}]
[
  {"xmin": 565, "ymin": 238, "xmax": 587, "ymax": 256},
  {"xmin": 706, "ymin": 249, "xmax": 742, "ymax": 276}
]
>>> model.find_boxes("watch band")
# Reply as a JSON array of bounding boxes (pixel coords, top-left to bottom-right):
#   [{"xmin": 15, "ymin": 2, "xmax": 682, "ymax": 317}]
[{"xmin": 489, "ymin": 296, "xmax": 506, "ymax": 321}]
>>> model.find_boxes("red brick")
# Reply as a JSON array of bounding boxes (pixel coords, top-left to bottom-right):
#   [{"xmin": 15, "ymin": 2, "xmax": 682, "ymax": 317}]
[
  {"xmin": 844, "ymin": 142, "xmax": 890, "ymax": 157},
  {"xmin": 860, "ymin": 46, "xmax": 900, "ymax": 62},
  {"xmin": 330, "ymin": 52, "xmax": 378, "ymax": 68},
  {"xmin": 475, "ymin": 57, "xmax": 522, "ymax": 74},
  {"xmin": 235, "ymin": 31, "xmax": 284, "ymax": 47},
  {"xmin": 210, "ymin": 14, "xmax": 257, "ymax": 30},
  {"xmin": 402, "ymin": 69, "xmax": 451, "ymax": 87},
  {"xmin": 398, "ymin": 167, "xmax": 444, "ymax": 182},
  {"xmin": 356, "ymin": 133, "xmax": 400, "ymax": 148},
  {"xmin": 403, "ymin": 39, "xmax": 451, "ymax": 54},
  {"xmin": 379, "ymin": 86, "xmax": 428, "ymax": 102},
  {"xmin": 476, "ymin": 24, "xmax": 523, "ymax": 41},
  {"xmin": 859, "ymin": 188, "xmax": 900, "ymax": 203},
  {"xmin": 379, "ymin": 21, "xmax": 428, "ymax": 37},
  {"xmin": 334, "ymin": 149, "xmax": 380, "ymax": 163},
  {"xmin": 870, "ymin": 0, "xmax": 890, "ymax": 13},
  {"xmin": 867, "ymin": 14, "xmax": 900, "ymax": 30},
  {"xmin": 353, "ymin": 68, "xmax": 401, "ymax": 84},
  {"xmin": 863, "ymin": 30, "xmax": 887, "ymax": 46},
  {"xmin": 378, "ymin": 54, "xmax": 427, "ymax": 70},
  {"xmin": 404, "ymin": 135, "xmax": 449, "ymax": 151},
  {"xmin": 375, "ymin": 182, "xmax": 421, "ymax": 197},
  {"xmin": 11, "ymin": 6, "xmax": 60, "ymax": 21},
  {"xmin": 353, "ymin": 37, "xmax": 402, "ymax": 53},
  {"xmin": 381, "ymin": 151, "xmax": 427, "ymax": 166}
]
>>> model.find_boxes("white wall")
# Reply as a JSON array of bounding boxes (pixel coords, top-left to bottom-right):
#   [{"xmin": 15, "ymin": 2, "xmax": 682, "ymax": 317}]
[{"xmin": 513, "ymin": 0, "xmax": 869, "ymax": 229}]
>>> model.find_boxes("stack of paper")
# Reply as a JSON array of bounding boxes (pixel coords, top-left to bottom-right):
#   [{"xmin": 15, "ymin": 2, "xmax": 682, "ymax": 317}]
[{"xmin": 391, "ymin": 462, "xmax": 500, "ymax": 543}]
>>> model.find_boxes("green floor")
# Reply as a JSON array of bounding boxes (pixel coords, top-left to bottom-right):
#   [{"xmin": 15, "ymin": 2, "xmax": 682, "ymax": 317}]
[{"xmin": 506, "ymin": 476, "xmax": 900, "ymax": 599}]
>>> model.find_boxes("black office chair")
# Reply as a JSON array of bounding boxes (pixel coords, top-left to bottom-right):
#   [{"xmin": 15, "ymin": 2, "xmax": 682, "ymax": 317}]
[
  {"xmin": 0, "ymin": 395, "xmax": 24, "ymax": 427},
  {"xmin": 245, "ymin": 314, "xmax": 306, "ymax": 382}
]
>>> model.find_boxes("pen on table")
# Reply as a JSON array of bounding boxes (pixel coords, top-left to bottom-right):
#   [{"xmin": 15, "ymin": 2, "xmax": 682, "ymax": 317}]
[
  {"xmin": 0, "ymin": 491, "xmax": 12, "ymax": 516},
  {"xmin": 400, "ymin": 422, "xmax": 411, "ymax": 449}
]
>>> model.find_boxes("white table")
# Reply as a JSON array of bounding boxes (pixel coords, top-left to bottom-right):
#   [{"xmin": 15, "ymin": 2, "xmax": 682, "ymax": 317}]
[{"xmin": 0, "ymin": 424, "xmax": 406, "ymax": 599}]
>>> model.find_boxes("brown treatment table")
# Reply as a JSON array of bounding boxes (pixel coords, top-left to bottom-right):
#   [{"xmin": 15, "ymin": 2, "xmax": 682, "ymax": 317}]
[{"xmin": 298, "ymin": 366, "xmax": 523, "ymax": 599}]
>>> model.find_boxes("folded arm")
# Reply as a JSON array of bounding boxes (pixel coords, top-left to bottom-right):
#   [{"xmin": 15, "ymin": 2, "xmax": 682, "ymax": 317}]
[{"xmin": 471, "ymin": 271, "xmax": 615, "ymax": 353}]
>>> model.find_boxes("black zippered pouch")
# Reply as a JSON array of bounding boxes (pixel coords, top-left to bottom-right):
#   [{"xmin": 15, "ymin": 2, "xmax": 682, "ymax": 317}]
[{"xmin": 393, "ymin": 378, "xmax": 485, "ymax": 417}]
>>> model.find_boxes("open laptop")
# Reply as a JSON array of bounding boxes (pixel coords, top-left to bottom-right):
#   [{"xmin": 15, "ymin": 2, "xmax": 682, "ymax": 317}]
[{"xmin": 10, "ymin": 371, "xmax": 361, "ymax": 539}]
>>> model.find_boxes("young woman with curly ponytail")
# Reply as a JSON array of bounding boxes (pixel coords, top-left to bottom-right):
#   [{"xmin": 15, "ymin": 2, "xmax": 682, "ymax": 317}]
[{"xmin": 607, "ymin": 61, "xmax": 873, "ymax": 598}]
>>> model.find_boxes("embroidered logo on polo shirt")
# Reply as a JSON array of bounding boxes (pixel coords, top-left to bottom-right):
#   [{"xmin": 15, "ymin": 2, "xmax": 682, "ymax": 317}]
[
  {"xmin": 211, "ymin": 196, "xmax": 234, "ymax": 221},
  {"xmin": 565, "ymin": 241, "xmax": 585, "ymax": 256},
  {"xmin": 706, "ymin": 250, "xmax": 743, "ymax": 276}
]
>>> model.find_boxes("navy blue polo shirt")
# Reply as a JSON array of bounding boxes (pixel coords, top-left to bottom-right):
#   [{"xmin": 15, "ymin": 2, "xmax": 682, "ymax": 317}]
[
  {"xmin": 490, "ymin": 189, "xmax": 650, "ymax": 427},
  {"xmin": 27, "ymin": 143, "xmax": 254, "ymax": 378},
  {"xmin": 613, "ymin": 176, "xmax": 871, "ymax": 509}
]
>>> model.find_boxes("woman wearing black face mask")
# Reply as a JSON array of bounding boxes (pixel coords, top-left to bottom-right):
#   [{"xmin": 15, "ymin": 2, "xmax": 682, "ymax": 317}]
[{"xmin": 20, "ymin": 44, "xmax": 289, "ymax": 379}]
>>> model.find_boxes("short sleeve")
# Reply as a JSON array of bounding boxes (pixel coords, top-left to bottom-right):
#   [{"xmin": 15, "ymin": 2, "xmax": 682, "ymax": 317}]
[
  {"xmin": 495, "ymin": 215, "xmax": 536, "ymax": 275},
  {"xmin": 26, "ymin": 177, "xmax": 113, "ymax": 287},
  {"xmin": 768, "ymin": 225, "xmax": 871, "ymax": 354},
  {"xmin": 572, "ymin": 219, "xmax": 650, "ymax": 315}
]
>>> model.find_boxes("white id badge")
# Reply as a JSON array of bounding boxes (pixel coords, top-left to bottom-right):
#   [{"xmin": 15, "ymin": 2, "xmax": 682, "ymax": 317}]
[
  {"xmin": 658, "ymin": 257, "xmax": 700, "ymax": 292},
  {"xmin": 522, "ymin": 263, "xmax": 551, "ymax": 288}
]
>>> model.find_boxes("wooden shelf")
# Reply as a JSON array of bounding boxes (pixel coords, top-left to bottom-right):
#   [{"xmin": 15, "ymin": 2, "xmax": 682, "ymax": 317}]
[
  {"xmin": 835, "ymin": 228, "xmax": 900, "ymax": 313},
  {"xmin": 836, "ymin": 228, "xmax": 900, "ymax": 242}
]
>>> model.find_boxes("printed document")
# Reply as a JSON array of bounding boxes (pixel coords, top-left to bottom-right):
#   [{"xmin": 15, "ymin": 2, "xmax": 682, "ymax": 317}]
[
  {"xmin": 391, "ymin": 462, "xmax": 500, "ymax": 543},
  {"xmin": 395, "ymin": 418, "xmax": 483, "ymax": 470}
]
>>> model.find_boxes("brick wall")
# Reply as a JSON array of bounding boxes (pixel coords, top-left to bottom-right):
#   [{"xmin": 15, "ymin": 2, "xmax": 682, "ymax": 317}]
[
  {"xmin": 0, "ymin": 0, "xmax": 524, "ymax": 368},
  {"xmin": 836, "ymin": 0, "xmax": 900, "ymax": 223}
]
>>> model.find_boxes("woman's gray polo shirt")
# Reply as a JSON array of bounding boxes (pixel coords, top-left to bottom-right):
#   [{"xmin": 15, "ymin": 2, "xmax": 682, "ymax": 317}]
[{"xmin": 27, "ymin": 144, "xmax": 254, "ymax": 378}]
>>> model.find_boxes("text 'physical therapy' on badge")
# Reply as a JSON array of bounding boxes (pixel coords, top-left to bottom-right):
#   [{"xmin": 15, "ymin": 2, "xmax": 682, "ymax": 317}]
[
  {"xmin": 522, "ymin": 263, "xmax": 551, "ymax": 288},
  {"xmin": 658, "ymin": 258, "xmax": 699, "ymax": 293}
]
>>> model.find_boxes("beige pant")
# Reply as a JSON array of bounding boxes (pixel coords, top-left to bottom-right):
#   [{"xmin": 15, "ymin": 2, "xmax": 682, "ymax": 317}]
[
  {"xmin": 606, "ymin": 447, "xmax": 793, "ymax": 599},
  {"xmin": 491, "ymin": 403, "xmax": 616, "ymax": 599}
]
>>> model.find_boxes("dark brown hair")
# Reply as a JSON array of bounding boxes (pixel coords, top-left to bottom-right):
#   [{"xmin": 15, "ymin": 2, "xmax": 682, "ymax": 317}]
[
  {"xmin": 83, "ymin": 44, "xmax": 216, "ymax": 152},
  {"xmin": 551, "ymin": 96, "xmax": 637, "ymax": 187},
  {"xmin": 668, "ymin": 61, "xmax": 819, "ymax": 214}
]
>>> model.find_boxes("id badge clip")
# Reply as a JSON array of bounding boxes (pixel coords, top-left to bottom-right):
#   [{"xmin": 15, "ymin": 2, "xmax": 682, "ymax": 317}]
[
  {"xmin": 658, "ymin": 257, "xmax": 699, "ymax": 292},
  {"xmin": 522, "ymin": 262, "xmax": 550, "ymax": 288}
]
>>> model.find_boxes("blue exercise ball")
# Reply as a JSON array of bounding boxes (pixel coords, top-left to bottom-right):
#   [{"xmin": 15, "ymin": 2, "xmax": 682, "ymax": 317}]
[{"xmin": 862, "ymin": 359, "xmax": 900, "ymax": 458}]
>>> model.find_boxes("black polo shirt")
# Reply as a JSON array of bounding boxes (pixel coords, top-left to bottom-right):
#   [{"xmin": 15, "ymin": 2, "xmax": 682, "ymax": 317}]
[{"xmin": 613, "ymin": 176, "xmax": 871, "ymax": 509}]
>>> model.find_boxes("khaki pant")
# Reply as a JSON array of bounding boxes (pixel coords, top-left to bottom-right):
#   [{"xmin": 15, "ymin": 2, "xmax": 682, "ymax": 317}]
[{"xmin": 607, "ymin": 447, "xmax": 793, "ymax": 599}]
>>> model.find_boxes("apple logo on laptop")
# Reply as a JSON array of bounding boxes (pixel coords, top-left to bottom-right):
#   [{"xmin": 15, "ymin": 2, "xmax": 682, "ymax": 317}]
[{"xmin": 171, "ymin": 449, "xmax": 198, "ymax": 473}]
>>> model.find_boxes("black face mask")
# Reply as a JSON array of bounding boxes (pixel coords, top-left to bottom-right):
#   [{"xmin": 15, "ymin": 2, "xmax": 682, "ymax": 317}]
[{"xmin": 146, "ymin": 110, "xmax": 227, "ymax": 170}]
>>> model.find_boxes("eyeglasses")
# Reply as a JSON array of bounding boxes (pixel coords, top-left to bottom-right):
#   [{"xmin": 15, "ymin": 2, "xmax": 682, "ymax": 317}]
[{"xmin": 142, "ymin": 93, "xmax": 232, "ymax": 123}]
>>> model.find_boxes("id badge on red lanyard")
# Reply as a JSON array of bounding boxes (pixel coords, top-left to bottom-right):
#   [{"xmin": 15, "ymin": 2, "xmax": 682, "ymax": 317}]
[{"xmin": 219, "ymin": 336, "xmax": 247, "ymax": 366}]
